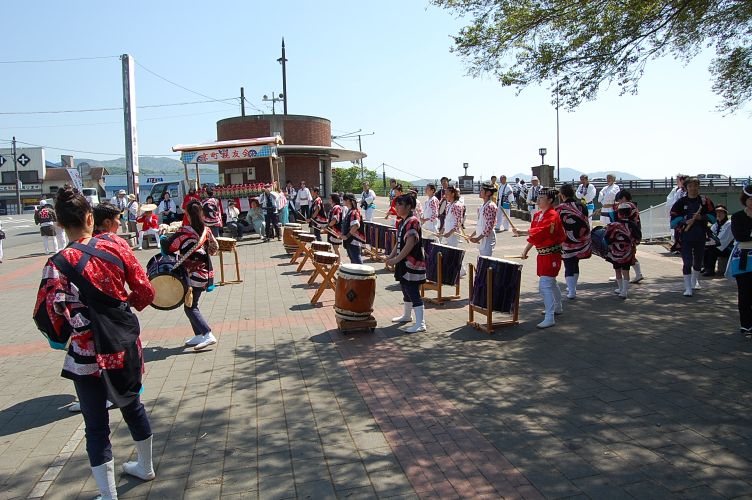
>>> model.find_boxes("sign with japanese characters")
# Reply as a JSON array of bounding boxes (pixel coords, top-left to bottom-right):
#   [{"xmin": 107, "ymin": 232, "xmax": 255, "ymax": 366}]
[{"xmin": 179, "ymin": 145, "xmax": 277, "ymax": 164}]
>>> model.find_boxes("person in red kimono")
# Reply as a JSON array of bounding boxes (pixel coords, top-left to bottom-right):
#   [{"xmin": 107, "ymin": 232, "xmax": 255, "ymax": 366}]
[
  {"xmin": 136, "ymin": 204, "xmax": 160, "ymax": 250},
  {"xmin": 309, "ymin": 187, "xmax": 328, "ymax": 241},
  {"xmin": 33, "ymin": 187, "xmax": 156, "ymax": 499},
  {"xmin": 606, "ymin": 203, "xmax": 642, "ymax": 299},
  {"xmin": 181, "ymin": 185, "xmax": 200, "ymax": 226},
  {"xmin": 518, "ymin": 188, "xmax": 566, "ymax": 328},
  {"xmin": 385, "ymin": 184, "xmax": 404, "ymax": 220}
]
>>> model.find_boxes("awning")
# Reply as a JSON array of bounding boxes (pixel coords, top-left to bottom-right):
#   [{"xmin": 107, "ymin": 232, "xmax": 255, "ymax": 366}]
[
  {"xmin": 172, "ymin": 136, "xmax": 283, "ymax": 164},
  {"xmin": 277, "ymin": 145, "xmax": 366, "ymax": 163}
]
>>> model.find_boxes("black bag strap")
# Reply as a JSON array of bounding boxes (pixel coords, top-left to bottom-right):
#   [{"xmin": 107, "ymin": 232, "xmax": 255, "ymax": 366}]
[
  {"xmin": 51, "ymin": 251, "xmax": 126, "ymax": 309},
  {"xmin": 69, "ymin": 238, "xmax": 125, "ymax": 274}
]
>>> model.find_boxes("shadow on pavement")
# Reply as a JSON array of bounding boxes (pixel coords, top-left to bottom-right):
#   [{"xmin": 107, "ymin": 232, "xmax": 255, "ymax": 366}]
[{"xmin": 0, "ymin": 394, "xmax": 77, "ymax": 436}]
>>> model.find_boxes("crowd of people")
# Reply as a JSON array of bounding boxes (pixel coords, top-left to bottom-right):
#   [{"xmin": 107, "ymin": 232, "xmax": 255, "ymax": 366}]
[{"xmin": 22, "ymin": 170, "xmax": 752, "ymax": 499}]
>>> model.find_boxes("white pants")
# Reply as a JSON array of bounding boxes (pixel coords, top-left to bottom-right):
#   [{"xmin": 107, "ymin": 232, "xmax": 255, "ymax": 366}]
[
  {"xmin": 600, "ymin": 211, "xmax": 613, "ymax": 226},
  {"xmin": 479, "ymin": 232, "xmax": 496, "ymax": 257},
  {"xmin": 528, "ymin": 206, "xmax": 540, "ymax": 220},
  {"xmin": 443, "ymin": 233, "xmax": 461, "ymax": 247},
  {"xmin": 423, "ymin": 221, "xmax": 437, "ymax": 235},
  {"xmin": 56, "ymin": 226, "xmax": 67, "ymax": 249},
  {"xmin": 364, "ymin": 207, "xmax": 375, "ymax": 222},
  {"xmin": 539, "ymin": 276, "xmax": 562, "ymax": 320},
  {"xmin": 496, "ymin": 205, "xmax": 510, "ymax": 230},
  {"xmin": 139, "ymin": 228, "xmax": 160, "ymax": 249},
  {"xmin": 42, "ymin": 235, "xmax": 59, "ymax": 254},
  {"xmin": 0, "ymin": 239, "xmax": 3, "ymax": 261}
]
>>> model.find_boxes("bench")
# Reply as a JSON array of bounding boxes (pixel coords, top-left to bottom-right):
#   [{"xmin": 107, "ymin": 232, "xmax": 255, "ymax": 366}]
[{"xmin": 117, "ymin": 232, "xmax": 138, "ymax": 248}]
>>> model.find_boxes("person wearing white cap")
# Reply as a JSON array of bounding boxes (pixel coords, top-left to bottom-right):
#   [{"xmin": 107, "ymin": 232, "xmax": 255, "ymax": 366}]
[
  {"xmin": 111, "ymin": 189, "xmax": 128, "ymax": 232},
  {"xmin": 576, "ymin": 175, "xmax": 597, "ymax": 228},
  {"xmin": 469, "ymin": 182, "xmax": 498, "ymax": 256},
  {"xmin": 526, "ymin": 176, "xmax": 542, "ymax": 218},
  {"xmin": 597, "ymin": 174, "xmax": 621, "ymax": 225},
  {"xmin": 495, "ymin": 175, "xmax": 513, "ymax": 232},
  {"xmin": 34, "ymin": 200, "xmax": 59, "ymax": 254},
  {"xmin": 126, "ymin": 194, "xmax": 140, "ymax": 233}
]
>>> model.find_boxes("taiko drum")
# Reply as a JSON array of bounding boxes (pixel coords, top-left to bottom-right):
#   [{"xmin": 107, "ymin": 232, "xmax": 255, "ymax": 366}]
[
  {"xmin": 282, "ymin": 223, "xmax": 302, "ymax": 254},
  {"xmin": 334, "ymin": 264, "xmax": 376, "ymax": 321}
]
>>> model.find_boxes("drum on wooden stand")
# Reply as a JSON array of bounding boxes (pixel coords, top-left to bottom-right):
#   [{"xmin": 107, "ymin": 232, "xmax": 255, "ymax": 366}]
[
  {"xmin": 216, "ymin": 237, "xmax": 236, "ymax": 252},
  {"xmin": 334, "ymin": 264, "xmax": 376, "ymax": 321},
  {"xmin": 312, "ymin": 241, "xmax": 332, "ymax": 253},
  {"xmin": 282, "ymin": 223, "xmax": 302, "ymax": 254},
  {"xmin": 146, "ymin": 254, "xmax": 188, "ymax": 310},
  {"xmin": 468, "ymin": 256, "xmax": 523, "ymax": 333},
  {"xmin": 426, "ymin": 242, "xmax": 465, "ymax": 286},
  {"xmin": 298, "ymin": 233, "xmax": 316, "ymax": 244},
  {"xmin": 313, "ymin": 251, "xmax": 338, "ymax": 265},
  {"xmin": 472, "ymin": 256, "xmax": 522, "ymax": 313}
]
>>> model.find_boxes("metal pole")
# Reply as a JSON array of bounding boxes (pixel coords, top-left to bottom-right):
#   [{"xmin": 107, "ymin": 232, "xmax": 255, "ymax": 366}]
[
  {"xmin": 279, "ymin": 38, "xmax": 288, "ymax": 115},
  {"xmin": 121, "ymin": 54, "xmax": 140, "ymax": 198},
  {"xmin": 556, "ymin": 81, "xmax": 560, "ymax": 181},
  {"xmin": 240, "ymin": 87, "xmax": 246, "ymax": 117},
  {"xmin": 358, "ymin": 135, "xmax": 363, "ymax": 180},
  {"xmin": 11, "ymin": 137, "xmax": 21, "ymax": 214},
  {"xmin": 382, "ymin": 164, "xmax": 387, "ymax": 196}
]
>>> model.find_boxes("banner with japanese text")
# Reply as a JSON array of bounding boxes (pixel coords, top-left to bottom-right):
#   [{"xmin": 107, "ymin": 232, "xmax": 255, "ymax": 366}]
[{"xmin": 180, "ymin": 145, "xmax": 277, "ymax": 164}]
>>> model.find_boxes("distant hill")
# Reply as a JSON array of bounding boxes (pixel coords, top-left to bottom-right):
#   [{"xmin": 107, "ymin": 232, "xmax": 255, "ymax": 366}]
[
  {"xmin": 46, "ymin": 156, "xmax": 219, "ymax": 175},
  {"xmin": 511, "ymin": 168, "xmax": 640, "ymax": 182}
]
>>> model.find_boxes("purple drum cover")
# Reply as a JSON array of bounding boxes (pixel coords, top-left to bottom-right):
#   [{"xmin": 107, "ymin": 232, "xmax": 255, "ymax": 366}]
[
  {"xmin": 472, "ymin": 256, "xmax": 521, "ymax": 314},
  {"xmin": 590, "ymin": 226, "xmax": 608, "ymax": 259},
  {"xmin": 426, "ymin": 241, "xmax": 465, "ymax": 286}
]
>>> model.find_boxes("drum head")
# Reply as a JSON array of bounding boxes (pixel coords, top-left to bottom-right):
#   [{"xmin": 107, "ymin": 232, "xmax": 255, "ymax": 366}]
[
  {"xmin": 339, "ymin": 264, "xmax": 375, "ymax": 276},
  {"xmin": 150, "ymin": 274, "xmax": 187, "ymax": 311},
  {"xmin": 284, "ymin": 223, "xmax": 302, "ymax": 229}
]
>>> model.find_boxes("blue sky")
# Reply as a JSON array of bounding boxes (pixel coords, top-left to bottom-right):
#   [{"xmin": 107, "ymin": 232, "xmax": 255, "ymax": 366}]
[{"xmin": 1, "ymin": 0, "xmax": 750, "ymax": 182}]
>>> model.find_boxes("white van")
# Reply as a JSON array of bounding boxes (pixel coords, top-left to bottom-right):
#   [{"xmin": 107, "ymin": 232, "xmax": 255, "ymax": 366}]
[
  {"xmin": 147, "ymin": 179, "xmax": 197, "ymax": 218},
  {"xmin": 82, "ymin": 188, "xmax": 100, "ymax": 206}
]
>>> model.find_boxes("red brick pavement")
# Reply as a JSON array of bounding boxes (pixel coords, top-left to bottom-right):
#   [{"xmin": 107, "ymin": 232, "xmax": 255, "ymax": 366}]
[{"xmin": 298, "ymin": 261, "xmax": 542, "ymax": 499}]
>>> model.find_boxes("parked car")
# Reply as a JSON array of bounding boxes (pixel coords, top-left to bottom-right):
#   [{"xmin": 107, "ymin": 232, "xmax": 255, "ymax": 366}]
[
  {"xmin": 697, "ymin": 174, "xmax": 732, "ymax": 186},
  {"xmin": 82, "ymin": 188, "xmax": 100, "ymax": 206}
]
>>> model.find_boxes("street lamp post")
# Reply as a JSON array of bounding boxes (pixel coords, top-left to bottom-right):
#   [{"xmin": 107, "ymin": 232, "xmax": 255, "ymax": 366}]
[{"xmin": 538, "ymin": 147, "xmax": 547, "ymax": 165}]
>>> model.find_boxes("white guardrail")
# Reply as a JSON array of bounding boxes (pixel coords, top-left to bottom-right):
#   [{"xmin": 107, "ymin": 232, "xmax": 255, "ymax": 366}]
[{"xmin": 639, "ymin": 201, "xmax": 671, "ymax": 241}]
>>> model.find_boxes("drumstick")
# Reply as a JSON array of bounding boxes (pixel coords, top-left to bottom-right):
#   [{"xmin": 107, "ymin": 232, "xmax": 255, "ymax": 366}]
[
  {"xmin": 503, "ymin": 255, "xmax": 525, "ymax": 259},
  {"xmin": 498, "ymin": 205, "xmax": 519, "ymax": 232}
]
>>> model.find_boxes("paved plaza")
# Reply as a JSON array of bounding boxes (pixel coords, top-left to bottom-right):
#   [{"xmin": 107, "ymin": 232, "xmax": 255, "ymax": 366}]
[{"xmin": 0, "ymin": 207, "xmax": 751, "ymax": 499}]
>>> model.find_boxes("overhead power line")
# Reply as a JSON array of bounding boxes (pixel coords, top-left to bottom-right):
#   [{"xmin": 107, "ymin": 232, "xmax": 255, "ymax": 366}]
[
  {"xmin": 0, "ymin": 137, "xmax": 179, "ymax": 157},
  {"xmin": 0, "ymin": 55, "xmax": 119, "ymax": 64},
  {"xmin": 0, "ymin": 98, "xmax": 237, "ymax": 115},
  {"xmin": 134, "ymin": 60, "xmax": 238, "ymax": 108},
  {"xmin": 0, "ymin": 108, "xmax": 232, "ymax": 130},
  {"xmin": 382, "ymin": 162, "xmax": 422, "ymax": 180}
]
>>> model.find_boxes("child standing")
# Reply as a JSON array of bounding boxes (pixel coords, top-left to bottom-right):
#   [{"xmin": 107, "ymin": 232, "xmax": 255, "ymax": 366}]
[
  {"xmin": 137, "ymin": 204, "xmax": 160, "ymax": 250},
  {"xmin": 606, "ymin": 202, "xmax": 642, "ymax": 299}
]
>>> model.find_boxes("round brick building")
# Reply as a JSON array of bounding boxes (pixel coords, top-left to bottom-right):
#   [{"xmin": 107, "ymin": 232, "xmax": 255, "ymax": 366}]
[{"xmin": 216, "ymin": 114, "xmax": 363, "ymax": 196}]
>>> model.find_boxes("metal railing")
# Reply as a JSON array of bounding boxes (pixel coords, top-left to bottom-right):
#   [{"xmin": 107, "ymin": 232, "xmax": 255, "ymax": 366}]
[{"xmin": 638, "ymin": 201, "xmax": 671, "ymax": 241}]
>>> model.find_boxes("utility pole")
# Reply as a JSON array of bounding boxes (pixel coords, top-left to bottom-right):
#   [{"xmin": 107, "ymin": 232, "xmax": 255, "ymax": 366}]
[
  {"xmin": 556, "ymin": 80, "xmax": 560, "ymax": 182},
  {"xmin": 240, "ymin": 87, "xmax": 246, "ymax": 116},
  {"xmin": 121, "ymin": 54, "xmax": 140, "ymax": 198},
  {"xmin": 331, "ymin": 129, "xmax": 374, "ymax": 181},
  {"xmin": 278, "ymin": 38, "xmax": 288, "ymax": 114},
  {"xmin": 11, "ymin": 137, "xmax": 21, "ymax": 214}
]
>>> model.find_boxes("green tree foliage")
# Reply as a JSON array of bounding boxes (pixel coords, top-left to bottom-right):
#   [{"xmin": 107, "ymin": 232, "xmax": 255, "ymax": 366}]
[
  {"xmin": 332, "ymin": 165, "xmax": 379, "ymax": 194},
  {"xmin": 432, "ymin": 0, "xmax": 752, "ymax": 112}
]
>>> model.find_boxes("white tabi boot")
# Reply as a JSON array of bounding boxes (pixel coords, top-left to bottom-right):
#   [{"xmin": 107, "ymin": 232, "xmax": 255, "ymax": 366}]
[
  {"xmin": 405, "ymin": 306, "xmax": 426, "ymax": 333},
  {"xmin": 537, "ymin": 277, "xmax": 556, "ymax": 329},
  {"xmin": 614, "ymin": 278, "xmax": 623, "ymax": 295},
  {"xmin": 683, "ymin": 274, "xmax": 693, "ymax": 297},
  {"xmin": 619, "ymin": 279, "xmax": 629, "ymax": 299},
  {"xmin": 691, "ymin": 269, "xmax": 702, "ymax": 290},
  {"xmin": 392, "ymin": 301, "xmax": 412, "ymax": 323},
  {"xmin": 565, "ymin": 275, "xmax": 577, "ymax": 299},
  {"xmin": 122, "ymin": 435, "xmax": 156, "ymax": 481},
  {"xmin": 552, "ymin": 280, "xmax": 563, "ymax": 314},
  {"xmin": 91, "ymin": 459, "xmax": 118, "ymax": 499},
  {"xmin": 630, "ymin": 261, "xmax": 644, "ymax": 283}
]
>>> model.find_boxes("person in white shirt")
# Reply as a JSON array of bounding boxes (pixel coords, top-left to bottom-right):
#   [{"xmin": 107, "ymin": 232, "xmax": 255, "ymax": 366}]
[
  {"xmin": 440, "ymin": 187, "xmax": 465, "ymax": 247},
  {"xmin": 469, "ymin": 183, "xmax": 499, "ymax": 256},
  {"xmin": 495, "ymin": 175, "xmax": 514, "ymax": 232},
  {"xmin": 296, "ymin": 180, "xmax": 312, "ymax": 219},
  {"xmin": 110, "ymin": 189, "xmax": 128, "ymax": 232},
  {"xmin": 597, "ymin": 174, "xmax": 621, "ymax": 225},
  {"xmin": 157, "ymin": 192, "xmax": 176, "ymax": 224},
  {"xmin": 421, "ymin": 184, "xmax": 440, "ymax": 233},
  {"xmin": 259, "ymin": 184, "xmax": 281, "ymax": 241},
  {"xmin": 360, "ymin": 181, "xmax": 376, "ymax": 222},
  {"xmin": 526, "ymin": 176, "xmax": 542, "ymax": 218},
  {"xmin": 703, "ymin": 204, "xmax": 733, "ymax": 276},
  {"xmin": 225, "ymin": 199, "xmax": 243, "ymax": 240},
  {"xmin": 576, "ymin": 174, "xmax": 597, "ymax": 227},
  {"xmin": 285, "ymin": 180, "xmax": 297, "ymax": 216}
]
